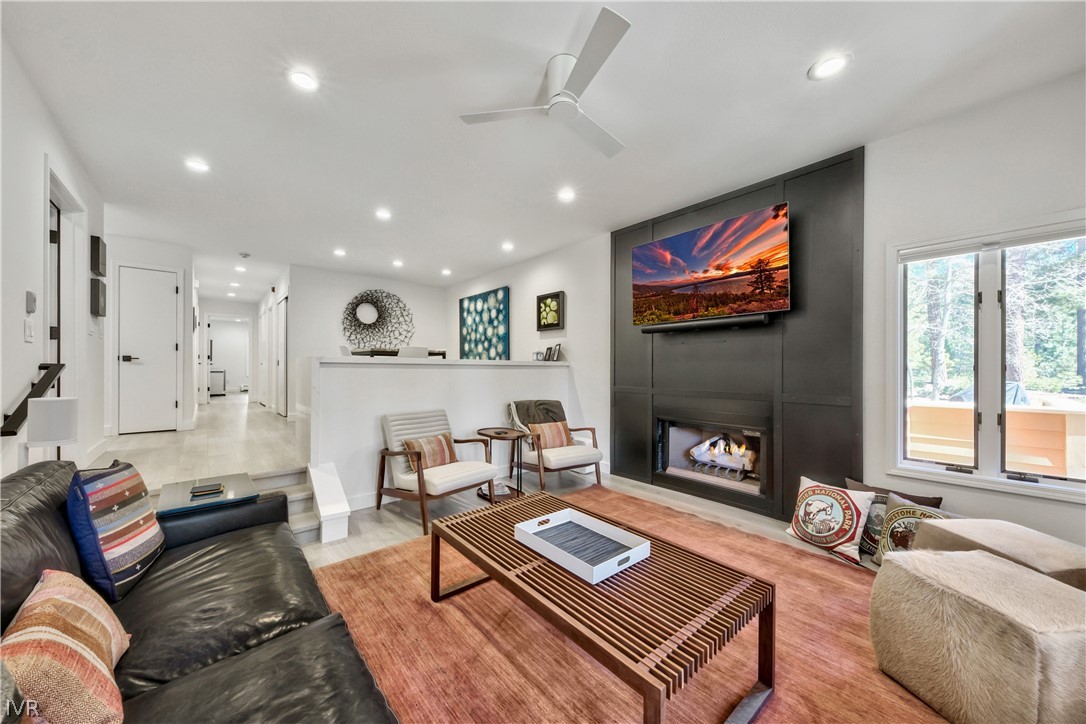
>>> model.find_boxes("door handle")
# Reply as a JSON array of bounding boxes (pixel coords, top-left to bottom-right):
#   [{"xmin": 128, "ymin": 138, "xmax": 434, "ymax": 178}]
[{"xmin": 121, "ymin": 355, "xmax": 140, "ymax": 362}]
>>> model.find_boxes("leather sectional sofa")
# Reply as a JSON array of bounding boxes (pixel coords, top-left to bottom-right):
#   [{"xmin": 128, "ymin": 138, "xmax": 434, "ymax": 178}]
[{"xmin": 1, "ymin": 460, "xmax": 397, "ymax": 723}]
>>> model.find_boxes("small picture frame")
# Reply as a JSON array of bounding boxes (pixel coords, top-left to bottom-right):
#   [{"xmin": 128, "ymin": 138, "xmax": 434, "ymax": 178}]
[
  {"xmin": 536, "ymin": 291, "xmax": 565, "ymax": 331},
  {"xmin": 552, "ymin": 343, "xmax": 562, "ymax": 361},
  {"xmin": 544, "ymin": 346, "xmax": 554, "ymax": 361}
]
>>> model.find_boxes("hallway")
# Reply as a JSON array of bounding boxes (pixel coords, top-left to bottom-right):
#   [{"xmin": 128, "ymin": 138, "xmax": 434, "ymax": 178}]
[{"xmin": 89, "ymin": 393, "xmax": 307, "ymax": 488}]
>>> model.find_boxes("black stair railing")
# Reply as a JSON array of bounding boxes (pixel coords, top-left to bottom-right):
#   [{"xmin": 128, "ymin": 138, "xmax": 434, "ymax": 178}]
[{"xmin": 1, "ymin": 363, "xmax": 65, "ymax": 437}]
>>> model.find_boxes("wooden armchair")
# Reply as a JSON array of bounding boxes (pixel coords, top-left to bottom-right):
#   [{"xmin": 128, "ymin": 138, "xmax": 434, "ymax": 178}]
[
  {"xmin": 377, "ymin": 410, "xmax": 500, "ymax": 534},
  {"xmin": 508, "ymin": 400, "xmax": 604, "ymax": 491}
]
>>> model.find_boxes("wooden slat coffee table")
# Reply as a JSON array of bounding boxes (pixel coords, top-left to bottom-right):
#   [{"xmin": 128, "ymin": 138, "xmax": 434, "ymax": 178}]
[{"xmin": 431, "ymin": 492, "xmax": 775, "ymax": 724}]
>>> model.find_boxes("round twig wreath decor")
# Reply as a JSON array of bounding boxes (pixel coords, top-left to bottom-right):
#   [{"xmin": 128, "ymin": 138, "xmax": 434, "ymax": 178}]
[{"xmin": 341, "ymin": 289, "xmax": 415, "ymax": 349}]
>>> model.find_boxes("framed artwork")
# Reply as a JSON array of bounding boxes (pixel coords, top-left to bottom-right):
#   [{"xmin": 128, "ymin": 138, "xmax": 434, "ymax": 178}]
[
  {"xmin": 552, "ymin": 343, "xmax": 562, "ymax": 361},
  {"xmin": 459, "ymin": 286, "xmax": 509, "ymax": 360},
  {"xmin": 536, "ymin": 291, "xmax": 565, "ymax": 331},
  {"xmin": 544, "ymin": 346, "xmax": 554, "ymax": 361}
]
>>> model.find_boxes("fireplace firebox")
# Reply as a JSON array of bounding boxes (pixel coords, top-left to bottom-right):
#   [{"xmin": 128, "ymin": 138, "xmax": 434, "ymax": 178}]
[{"xmin": 656, "ymin": 418, "xmax": 769, "ymax": 499}]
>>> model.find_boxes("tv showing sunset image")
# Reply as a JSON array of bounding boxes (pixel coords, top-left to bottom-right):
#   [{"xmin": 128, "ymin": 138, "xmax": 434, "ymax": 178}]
[{"xmin": 632, "ymin": 203, "xmax": 790, "ymax": 326}]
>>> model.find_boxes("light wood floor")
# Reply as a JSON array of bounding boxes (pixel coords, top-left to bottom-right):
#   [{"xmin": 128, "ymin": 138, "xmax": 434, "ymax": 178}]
[{"xmin": 90, "ymin": 393, "xmax": 307, "ymax": 489}]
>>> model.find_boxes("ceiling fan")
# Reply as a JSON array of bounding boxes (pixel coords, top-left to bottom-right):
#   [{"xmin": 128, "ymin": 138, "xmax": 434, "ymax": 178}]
[{"xmin": 460, "ymin": 7, "xmax": 631, "ymax": 158}]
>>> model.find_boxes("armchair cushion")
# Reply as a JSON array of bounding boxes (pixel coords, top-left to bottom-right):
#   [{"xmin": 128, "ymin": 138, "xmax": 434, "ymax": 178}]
[
  {"xmin": 393, "ymin": 461, "xmax": 499, "ymax": 496},
  {"xmin": 529, "ymin": 421, "xmax": 573, "ymax": 450},
  {"xmin": 402, "ymin": 433, "xmax": 457, "ymax": 472},
  {"xmin": 540, "ymin": 445, "xmax": 603, "ymax": 470}
]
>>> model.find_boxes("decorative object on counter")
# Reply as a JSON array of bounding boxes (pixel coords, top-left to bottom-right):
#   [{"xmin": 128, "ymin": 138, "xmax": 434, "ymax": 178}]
[
  {"xmin": 786, "ymin": 475, "xmax": 875, "ymax": 564},
  {"xmin": 352, "ymin": 348, "xmax": 447, "ymax": 359},
  {"xmin": 544, "ymin": 346, "xmax": 554, "ymax": 361},
  {"xmin": 532, "ymin": 351, "xmax": 545, "ymax": 361},
  {"xmin": 536, "ymin": 291, "xmax": 565, "ymax": 331},
  {"xmin": 341, "ymin": 289, "xmax": 415, "ymax": 349},
  {"xmin": 459, "ymin": 286, "xmax": 509, "ymax": 360},
  {"xmin": 551, "ymin": 343, "xmax": 562, "ymax": 361}
]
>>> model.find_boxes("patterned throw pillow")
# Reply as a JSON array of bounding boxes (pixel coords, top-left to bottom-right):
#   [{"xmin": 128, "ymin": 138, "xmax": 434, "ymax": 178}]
[
  {"xmin": 874, "ymin": 493, "xmax": 960, "ymax": 565},
  {"xmin": 67, "ymin": 460, "xmax": 165, "ymax": 602},
  {"xmin": 0, "ymin": 570, "xmax": 129, "ymax": 724},
  {"xmin": 787, "ymin": 476, "xmax": 875, "ymax": 564},
  {"xmin": 845, "ymin": 478, "xmax": 944, "ymax": 557},
  {"xmin": 529, "ymin": 421, "xmax": 574, "ymax": 450},
  {"xmin": 403, "ymin": 433, "xmax": 458, "ymax": 472}
]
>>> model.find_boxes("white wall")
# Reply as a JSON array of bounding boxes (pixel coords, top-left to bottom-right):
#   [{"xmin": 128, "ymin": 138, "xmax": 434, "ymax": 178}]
[
  {"xmin": 864, "ymin": 71, "xmax": 1086, "ymax": 543},
  {"xmin": 287, "ymin": 264, "xmax": 447, "ymax": 417},
  {"xmin": 446, "ymin": 234, "xmax": 611, "ymax": 467},
  {"xmin": 2, "ymin": 43, "xmax": 106, "ymax": 473},
  {"xmin": 208, "ymin": 319, "xmax": 250, "ymax": 392},
  {"xmin": 103, "ymin": 235, "xmax": 197, "ymax": 432}
]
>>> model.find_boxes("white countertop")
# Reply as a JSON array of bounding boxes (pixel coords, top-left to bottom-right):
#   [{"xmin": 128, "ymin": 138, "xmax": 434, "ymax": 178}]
[{"xmin": 315, "ymin": 356, "xmax": 569, "ymax": 369}]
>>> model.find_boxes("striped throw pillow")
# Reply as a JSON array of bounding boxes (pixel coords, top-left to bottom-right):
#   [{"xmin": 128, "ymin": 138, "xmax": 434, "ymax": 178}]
[
  {"xmin": 0, "ymin": 570, "xmax": 129, "ymax": 724},
  {"xmin": 529, "ymin": 421, "xmax": 574, "ymax": 450},
  {"xmin": 67, "ymin": 461, "xmax": 164, "ymax": 602},
  {"xmin": 403, "ymin": 433, "xmax": 458, "ymax": 472}
]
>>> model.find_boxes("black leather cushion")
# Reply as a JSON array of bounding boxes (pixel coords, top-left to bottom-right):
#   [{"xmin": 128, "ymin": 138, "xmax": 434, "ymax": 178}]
[
  {"xmin": 1, "ymin": 461, "xmax": 80, "ymax": 631},
  {"xmin": 123, "ymin": 614, "xmax": 398, "ymax": 724},
  {"xmin": 112, "ymin": 522, "xmax": 330, "ymax": 698}
]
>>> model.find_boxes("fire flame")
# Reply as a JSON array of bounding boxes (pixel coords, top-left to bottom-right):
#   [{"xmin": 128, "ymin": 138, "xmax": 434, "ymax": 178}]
[{"xmin": 711, "ymin": 439, "xmax": 746, "ymax": 458}]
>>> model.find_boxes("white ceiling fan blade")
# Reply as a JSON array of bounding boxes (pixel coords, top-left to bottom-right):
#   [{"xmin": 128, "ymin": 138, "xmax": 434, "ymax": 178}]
[
  {"xmin": 563, "ymin": 7, "xmax": 631, "ymax": 98},
  {"xmin": 459, "ymin": 106, "xmax": 546, "ymax": 124},
  {"xmin": 568, "ymin": 109, "xmax": 625, "ymax": 158}
]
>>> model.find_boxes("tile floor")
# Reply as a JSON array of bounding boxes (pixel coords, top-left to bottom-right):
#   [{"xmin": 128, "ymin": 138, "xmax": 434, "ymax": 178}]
[{"xmin": 90, "ymin": 393, "xmax": 307, "ymax": 489}]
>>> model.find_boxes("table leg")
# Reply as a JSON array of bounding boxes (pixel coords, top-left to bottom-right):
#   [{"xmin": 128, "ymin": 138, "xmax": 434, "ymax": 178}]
[
  {"xmin": 431, "ymin": 528, "xmax": 491, "ymax": 602},
  {"xmin": 725, "ymin": 597, "xmax": 774, "ymax": 723},
  {"xmin": 643, "ymin": 686, "xmax": 666, "ymax": 724}
]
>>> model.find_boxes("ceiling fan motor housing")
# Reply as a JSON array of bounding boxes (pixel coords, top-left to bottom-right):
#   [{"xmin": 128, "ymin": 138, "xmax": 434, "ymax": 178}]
[{"xmin": 546, "ymin": 53, "xmax": 578, "ymax": 101}]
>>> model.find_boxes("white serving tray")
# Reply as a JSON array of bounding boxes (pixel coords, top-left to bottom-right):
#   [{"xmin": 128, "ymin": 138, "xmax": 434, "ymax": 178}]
[{"xmin": 514, "ymin": 508, "xmax": 650, "ymax": 584}]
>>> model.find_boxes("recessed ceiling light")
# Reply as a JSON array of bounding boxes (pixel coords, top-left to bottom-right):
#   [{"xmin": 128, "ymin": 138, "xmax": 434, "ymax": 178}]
[
  {"xmin": 392, "ymin": 259, "xmax": 404, "ymax": 267},
  {"xmin": 375, "ymin": 207, "xmax": 392, "ymax": 221},
  {"xmin": 441, "ymin": 268, "xmax": 452, "ymax": 276},
  {"xmin": 807, "ymin": 52, "xmax": 853, "ymax": 81},
  {"xmin": 289, "ymin": 70, "xmax": 319, "ymax": 91},
  {"xmin": 333, "ymin": 249, "xmax": 347, "ymax": 257},
  {"xmin": 234, "ymin": 318, "xmax": 242, "ymax": 322},
  {"xmin": 557, "ymin": 187, "xmax": 576, "ymax": 203},
  {"xmin": 501, "ymin": 241, "xmax": 514, "ymax": 252},
  {"xmin": 227, "ymin": 292, "xmax": 236, "ymax": 297},
  {"xmin": 234, "ymin": 266, "xmax": 246, "ymax": 272},
  {"xmin": 229, "ymin": 282, "xmax": 240, "ymax": 287},
  {"xmin": 185, "ymin": 157, "xmax": 210, "ymax": 173}
]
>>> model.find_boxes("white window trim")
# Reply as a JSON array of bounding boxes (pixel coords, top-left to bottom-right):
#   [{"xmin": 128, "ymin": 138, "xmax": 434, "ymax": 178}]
[{"xmin": 884, "ymin": 208, "xmax": 1086, "ymax": 505}]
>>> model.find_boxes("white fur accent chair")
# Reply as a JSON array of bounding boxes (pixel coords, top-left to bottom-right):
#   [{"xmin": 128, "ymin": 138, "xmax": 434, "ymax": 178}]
[
  {"xmin": 377, "ymin": 410, "xmax": 500, "ymax": 533},
  {"xmin": 870, "ymin": 549, "xmax": 1086, "ymax": 724}
]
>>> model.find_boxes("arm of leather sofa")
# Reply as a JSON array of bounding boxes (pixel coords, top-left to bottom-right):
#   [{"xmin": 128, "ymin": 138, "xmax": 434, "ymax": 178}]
[{"xmin": 157, "ymin": 493, "xmax": 289, "ymax": 550}]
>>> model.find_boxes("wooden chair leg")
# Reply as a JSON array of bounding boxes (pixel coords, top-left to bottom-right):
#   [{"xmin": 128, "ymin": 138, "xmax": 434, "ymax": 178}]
[
  {"xmin": 487, "ymin": 479, "xmax": 496, "ymax": 505},
  {"xmin": 537, "ymin": 447, "xmax": 547, "ymax": 491},
  {"xmin": 594, "ymin": 462, "xmax": 602, "ymax": 486},
  {"xmin": 419, "ymin": 494, "xmax": 431, "ymax": 535},
  {"xmin": 375, "ymin": 455, "xmax": 385, "ymax": 510}
]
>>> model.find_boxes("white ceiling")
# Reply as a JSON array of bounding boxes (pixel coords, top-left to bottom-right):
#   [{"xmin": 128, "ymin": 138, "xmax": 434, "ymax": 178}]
[{"xmin": 4, "ymin": 2, "xmax": 1084, "ymax": 296}]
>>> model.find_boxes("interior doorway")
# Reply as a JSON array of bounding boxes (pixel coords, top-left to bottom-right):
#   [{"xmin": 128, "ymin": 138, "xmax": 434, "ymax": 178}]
[
  {"xmin": 206, "ymin": 315, "xmax": 252, "ymax": 398},
  {"xmin": 275, "ymin": 297, "xmax": 288, "ymax": 416}
]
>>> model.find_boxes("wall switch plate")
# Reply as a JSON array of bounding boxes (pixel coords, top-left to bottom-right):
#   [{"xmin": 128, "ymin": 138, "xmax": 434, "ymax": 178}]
[{"xmin": 24, "ymin": 319, "xmax": 34, "ymax": 343}]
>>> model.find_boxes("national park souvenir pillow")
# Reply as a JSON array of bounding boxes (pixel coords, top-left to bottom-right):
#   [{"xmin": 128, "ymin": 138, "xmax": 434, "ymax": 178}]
[
  {"xmin": 873, "ymin": 492, "xmax": 961, "ymax": 565},
  {"xmin": 67, "ymin": 460, "xmax": 164, "ymax": 602},
  {"xmin": 787, "ymin": 476, "xmax": 875, "ymax": 564},
  {"xmin": 845, "ymin": 478, "xmax": 944, "ymax": 558}
]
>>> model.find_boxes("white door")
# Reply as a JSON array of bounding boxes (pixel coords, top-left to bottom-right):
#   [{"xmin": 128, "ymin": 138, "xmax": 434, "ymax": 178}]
[
  {"xmin": 258, "ymin": 308, "xmax": 268, "ymax": 405},
  {"xmin": 118, "ymin": 266, "xmax": 178, "ymax": 433},
  {"xmin": 276, "ymin": 298, "xmax": 288, "ymax": 416}
]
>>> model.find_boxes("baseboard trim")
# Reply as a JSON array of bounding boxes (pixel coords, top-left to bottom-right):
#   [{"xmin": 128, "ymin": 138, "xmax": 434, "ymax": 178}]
[
  {"xmin": 81, "ymin": 438, "xmax": 109, "ymax": 467},
  {"xmin": 348, "ymin": 491, "xmax": 379, "ymax": 510}
]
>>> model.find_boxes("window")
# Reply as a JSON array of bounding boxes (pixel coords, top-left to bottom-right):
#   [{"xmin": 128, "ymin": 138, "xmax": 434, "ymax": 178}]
[{"xmin": 896, "ymin": 223, "xmax": 1086, "ymax": 490}]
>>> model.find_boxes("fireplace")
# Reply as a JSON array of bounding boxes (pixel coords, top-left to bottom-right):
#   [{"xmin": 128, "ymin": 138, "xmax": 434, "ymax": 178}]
[{"xmin": 655, "ymin": 416, "xmax": 770, "ymax": 499}]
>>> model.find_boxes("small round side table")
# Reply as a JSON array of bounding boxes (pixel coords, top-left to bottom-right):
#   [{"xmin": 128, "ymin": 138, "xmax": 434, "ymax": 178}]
[{"xmin": 476, "ymin": 427, "xmax": 526, "ymax": 501}]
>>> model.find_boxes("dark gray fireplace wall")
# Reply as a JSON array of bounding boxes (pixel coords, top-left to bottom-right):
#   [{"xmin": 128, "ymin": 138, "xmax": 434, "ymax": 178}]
[{"xmin": 610, "ymin": 149, "xmax": 864, "ymax": 520}]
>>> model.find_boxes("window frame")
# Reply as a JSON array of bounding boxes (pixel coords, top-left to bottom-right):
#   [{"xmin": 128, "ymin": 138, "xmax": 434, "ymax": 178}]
[{"xmin": 886, "ymin": 209, "xmax": 1086, "ymax": 504}]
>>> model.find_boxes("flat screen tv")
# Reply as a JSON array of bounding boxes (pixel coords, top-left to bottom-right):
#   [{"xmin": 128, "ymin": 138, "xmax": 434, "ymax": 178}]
[{"xmin": 632, "ymin": 202, "xmax": 789, "ymax": 326}]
